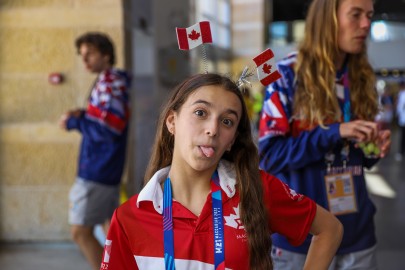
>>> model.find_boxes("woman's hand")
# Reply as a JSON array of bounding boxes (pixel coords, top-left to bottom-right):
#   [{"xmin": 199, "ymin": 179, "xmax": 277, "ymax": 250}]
[
  {"xmin": 339, "ymin": 120, "xmax": 378, "ymax": 142},
  {"xmin": 339, "ymin": 120, "xmax": 391, "ymax": 158},
  {"xmin": 376, "ymin": 129, "xmax": 391, "ymax": 158}
]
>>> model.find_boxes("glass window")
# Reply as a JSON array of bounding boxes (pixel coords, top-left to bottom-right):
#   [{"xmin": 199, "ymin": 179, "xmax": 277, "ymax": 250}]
[
  {"xmin": 196, "ymin": 0, "xmax": 231, "ymax": 49},
  {"xmin": 371, "ymin": 21, "xmax": 405, "ymax": 42},
  {"xmin": 269, "ymin": 21, "xmax": 288, "ymax": 45}
]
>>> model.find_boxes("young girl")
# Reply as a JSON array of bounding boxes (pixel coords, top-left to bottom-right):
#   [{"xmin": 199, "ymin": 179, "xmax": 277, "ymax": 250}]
[{"xmin": 100, "ymin": 73, "xmax": 343, "ymax": 270}]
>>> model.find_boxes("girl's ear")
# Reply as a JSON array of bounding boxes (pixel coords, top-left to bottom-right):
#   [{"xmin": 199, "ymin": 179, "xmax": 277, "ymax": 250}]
[{"xmin": 166, "ymin": 111, "xmax": 176, "ymax": 135}]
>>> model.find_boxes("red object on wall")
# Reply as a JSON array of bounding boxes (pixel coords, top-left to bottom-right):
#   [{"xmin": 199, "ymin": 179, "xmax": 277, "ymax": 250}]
[{"xmin": 48, "ymin": 73, "xmax": 64, "ymax": 85}]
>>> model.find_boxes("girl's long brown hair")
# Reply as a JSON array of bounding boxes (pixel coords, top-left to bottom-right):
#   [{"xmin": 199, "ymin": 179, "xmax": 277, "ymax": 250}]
[
  {"xmin": 145, "ymin": 73, "xmax": 272, "ymax": 269},
  {"xmin": 294, "ymin": 0, "xmax": 378, "ymax": 127}
]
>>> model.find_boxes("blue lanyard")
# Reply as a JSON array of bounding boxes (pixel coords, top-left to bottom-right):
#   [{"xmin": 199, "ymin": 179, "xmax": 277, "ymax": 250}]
[
  {"xmin": 343, "ymin": 72, "xmax": 351, "ymax": 123},
  {"xmin": 339, "ymin": 65, "xmax": 351, "ymax": 163},
  {"xmin": 211, "ymin": 171, "xmax": 225, "ymax": 270},
  {"xmin": 338, "ymin": 64, "xmax": 351, "ymax": 123},
  {"xmin": 163, "ymin": 171, "xmax": 225, "ymax": 270},
  {"xmin": 163, "ymin": 177, "xmax": 175, "ymax": 270},
  {"xmin": 326, "ymin": 65, "xmax": 351, "ymax": 169}
]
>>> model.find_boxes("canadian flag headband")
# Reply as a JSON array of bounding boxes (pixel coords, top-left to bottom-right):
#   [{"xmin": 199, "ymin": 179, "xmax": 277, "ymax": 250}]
[
  {"xmin": 176, "ymin": 21, "xmax": 213, "ymax": 74},
  {"xmin": 176, "ymin": 21, "xmax": 212, "ymax": 50},
  {"xmin": 252, "ymin": 48, "xmax": 281, "ymax": 86},
  {"xmin": 175, "ymin": 21, "xmax": 281, "ymax": 86}
]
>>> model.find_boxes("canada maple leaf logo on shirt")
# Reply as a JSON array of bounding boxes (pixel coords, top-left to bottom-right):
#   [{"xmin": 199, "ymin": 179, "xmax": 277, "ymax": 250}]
[
  {"xmin": 262, "ymin": 63, "xmax": 272, "ymax": 74},
  {"xmin": 224, "ymin": 205, "xmax": 244, "ymax": 230},
  {"xmin": 188, "ymin": 30, "xmax": 201, "ymax": 40},
  {"xmin": 281, "ymin": 182, "xmax": 304, "ymax": 201}
]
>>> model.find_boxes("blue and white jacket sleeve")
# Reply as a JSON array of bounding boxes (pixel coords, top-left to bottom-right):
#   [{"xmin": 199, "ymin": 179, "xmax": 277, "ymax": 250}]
[
  {"xmin": 66, "ymin": 70, "xmax": 130, "ymax": 142},
  {"xmin": 258, "ymin": 61, "xmax": 341, "ymax": 174}
]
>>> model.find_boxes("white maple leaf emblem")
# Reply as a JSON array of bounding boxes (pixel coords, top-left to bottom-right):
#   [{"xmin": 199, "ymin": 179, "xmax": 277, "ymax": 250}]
[
  {"xmin": 281, "ymin": 182, "xmax": 303, "ymax": 201},
  {"xmin": 224, "ymin": 205, "xmax": 244, "ymax": 230},
  {"xmin": 289, "ymin": 188, "xmax": 297, "ymax": 197}
]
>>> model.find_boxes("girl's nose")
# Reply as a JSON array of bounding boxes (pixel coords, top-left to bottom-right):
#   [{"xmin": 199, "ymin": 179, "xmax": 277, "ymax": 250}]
[{"xmin": 205, "ymin": 121, "xmax": 218, "ymax": 137}]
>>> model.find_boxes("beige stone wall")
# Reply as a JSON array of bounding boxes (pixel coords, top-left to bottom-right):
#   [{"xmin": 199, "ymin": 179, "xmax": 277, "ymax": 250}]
[{"xmin": 0, "ymin": 0, "xmax": 125, "ymax": 241}]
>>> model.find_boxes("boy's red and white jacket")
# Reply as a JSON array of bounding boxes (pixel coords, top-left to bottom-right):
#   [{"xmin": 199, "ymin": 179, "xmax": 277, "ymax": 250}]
[{"xmin": 67, "ymin": 68, "xmax": 130, "ymax": 185}]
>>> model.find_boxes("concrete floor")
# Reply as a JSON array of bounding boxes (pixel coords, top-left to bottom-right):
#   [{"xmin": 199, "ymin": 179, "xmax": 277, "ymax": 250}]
[
  {"xmin": 1, "ymin": 128, "xmax": 405, "ymax": 270},
  {"xmin": 0, "ymin": 226, "xmax": 105, "ymax": 270},
  {"xmin": 0, "ymin": 242, "xmax": 89, "ymax": 270}
]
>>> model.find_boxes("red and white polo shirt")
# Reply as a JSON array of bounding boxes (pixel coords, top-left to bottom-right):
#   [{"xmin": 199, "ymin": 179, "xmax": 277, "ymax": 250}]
[{"xmin": 101, "ymin": 160, "xmax": 316, "ymax": 270}]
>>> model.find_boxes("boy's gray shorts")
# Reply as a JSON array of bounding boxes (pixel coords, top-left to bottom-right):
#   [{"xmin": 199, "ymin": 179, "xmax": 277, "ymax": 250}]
[
  {"xmin": 271, "ymin": 245, "xmax": 377, "ymax": 270},
  {"xmin": 69, "ymin": 177, "xmax": 119, "ymax": 226}
]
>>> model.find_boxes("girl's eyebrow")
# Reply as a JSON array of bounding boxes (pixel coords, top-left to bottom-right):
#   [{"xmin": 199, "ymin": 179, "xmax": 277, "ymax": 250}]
[
  {"xmin": 192, "ymin": 99, "xmax": 240, "ymax": 119},
  {"xmin": 192, "ymin": 99, "xmax": 211, "ymax": 107}
]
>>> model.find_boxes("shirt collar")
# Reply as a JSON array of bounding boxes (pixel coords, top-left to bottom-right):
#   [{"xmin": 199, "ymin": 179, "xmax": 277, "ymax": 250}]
[{"xmin": 136, "ymin": 160, "xmax": 237, "ymax": 214}]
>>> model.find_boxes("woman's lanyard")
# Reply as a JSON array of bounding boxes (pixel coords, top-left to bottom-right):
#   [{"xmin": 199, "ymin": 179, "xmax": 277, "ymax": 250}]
[
  {"xmin": 342, "ymin": 67, "xmax": 351, "ymax": 123},
  {"xmin": 340, "ymin": 66, "xmax": 351, "ymax": 166},
  {"xmin": 326, "ymin": 64, "xmax": 351, "ymax": 171},
  {"xmin": 163, "ymin": 171, "xmax": 225, "ymax": 270}
]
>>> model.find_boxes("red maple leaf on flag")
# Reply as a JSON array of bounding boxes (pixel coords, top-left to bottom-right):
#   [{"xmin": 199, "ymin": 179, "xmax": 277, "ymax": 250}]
[
  {"xmin": 262, "ymin": 63, "xmax": 272, "ymax": 74},
  {"xmin": 188, "ymin": 30, "xmax": 201, "ymax": 41}
]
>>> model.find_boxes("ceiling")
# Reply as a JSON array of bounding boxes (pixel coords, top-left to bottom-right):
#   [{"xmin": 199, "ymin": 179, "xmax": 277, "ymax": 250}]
[
  {"xmin": 272, "ymin": 0, "xmax": 405, "ymax": 23},
  {"xmin": 374, "ymin": 0, "xmax": 405, "ymax": 22}
]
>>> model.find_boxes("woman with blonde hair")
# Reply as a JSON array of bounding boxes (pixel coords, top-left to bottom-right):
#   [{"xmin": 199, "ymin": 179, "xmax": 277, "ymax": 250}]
[{"xmin": 259, "ymin": 0, "xmax": 391, "ymax": 269}]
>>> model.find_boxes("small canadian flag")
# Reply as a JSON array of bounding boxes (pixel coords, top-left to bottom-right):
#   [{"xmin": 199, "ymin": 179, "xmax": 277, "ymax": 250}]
[
  {"xmin": 176, "ymin": 21, "xmax": 212, "ymax": 50},
  {"xmin": 253, "ymin": 48, "xmax": 281, "ymax": 86}
]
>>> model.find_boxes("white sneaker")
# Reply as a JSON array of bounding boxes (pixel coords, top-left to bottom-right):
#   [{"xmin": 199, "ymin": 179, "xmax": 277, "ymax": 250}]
[{"xmin": 395, "ymin": 153, "xmax": 403, "ymax": 161}]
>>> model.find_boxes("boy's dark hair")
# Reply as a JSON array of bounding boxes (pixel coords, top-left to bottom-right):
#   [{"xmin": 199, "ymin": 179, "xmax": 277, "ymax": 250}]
[{"xmin": 75, "ymin": 32, "xmax": 115, "ymax": 65}]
